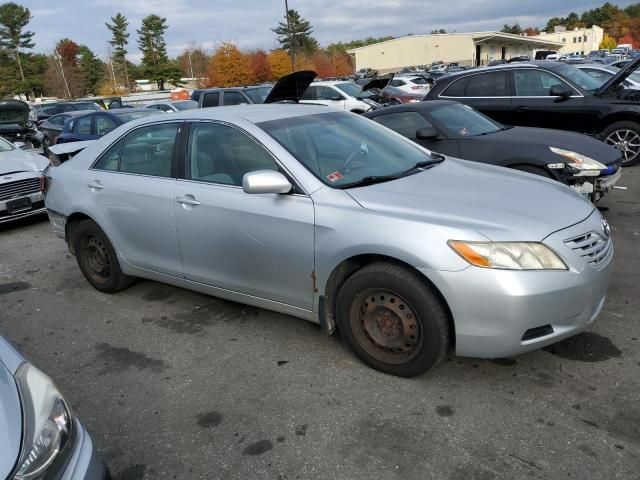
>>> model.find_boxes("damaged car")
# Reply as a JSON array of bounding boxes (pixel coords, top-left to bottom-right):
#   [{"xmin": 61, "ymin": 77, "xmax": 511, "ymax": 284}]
[
  {"xmin": 0, "ymin": 100, "xmax": 45, "ymax": 152},
  {"xmin": 0, "ymin": 136, "xmax": 48, "ymax": 223}
]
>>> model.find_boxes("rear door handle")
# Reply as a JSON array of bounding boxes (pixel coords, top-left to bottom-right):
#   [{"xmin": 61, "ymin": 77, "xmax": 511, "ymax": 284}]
[
  {"xmin": 87, "ymin": 181, "xmax": 104, "ymax": 190},
  {"xmin": 176, "ymin": 196, "xmax": 201, "ymax": 206}
]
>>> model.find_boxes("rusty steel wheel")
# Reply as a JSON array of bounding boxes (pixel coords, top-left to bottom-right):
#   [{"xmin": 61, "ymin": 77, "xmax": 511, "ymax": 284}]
[{"xmin": 350, "ymin": 289, "xmax": 424, "ymax": 365}]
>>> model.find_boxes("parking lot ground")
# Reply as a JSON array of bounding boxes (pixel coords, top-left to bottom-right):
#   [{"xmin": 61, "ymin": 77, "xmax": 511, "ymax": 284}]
[{"xmin": 1, "ymin": 168, "xmax": 639, "ymax": 480}]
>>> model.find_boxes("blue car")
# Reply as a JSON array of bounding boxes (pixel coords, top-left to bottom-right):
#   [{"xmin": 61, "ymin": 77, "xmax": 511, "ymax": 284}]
[{"xmin": 56, "ymin": 108, "xmax": 162, "ymax": 144}]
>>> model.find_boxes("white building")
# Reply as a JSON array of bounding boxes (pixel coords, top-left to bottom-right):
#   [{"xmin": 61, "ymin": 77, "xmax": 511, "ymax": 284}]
[{"xmin": 534, "ymin": 25, "xmax": 604, "ymax": 55}]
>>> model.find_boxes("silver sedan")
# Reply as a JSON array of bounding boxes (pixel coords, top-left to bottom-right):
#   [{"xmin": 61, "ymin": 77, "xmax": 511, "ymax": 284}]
[{"xmin": 44, "ymin": 105, "xmax": 613, "ymax": 377}]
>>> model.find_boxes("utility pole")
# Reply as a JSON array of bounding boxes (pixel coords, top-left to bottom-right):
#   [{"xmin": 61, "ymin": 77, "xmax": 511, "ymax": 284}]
[
  {"xmin": 188, "ymin": 50, "xmax": 194, "ymax": 78},
  {"xmin": 284, "ymin": 0, "xmax": 295, "ymax": 70},
  {"xmin": 55, "ymin": 50, "xmax": 71, "ymax": 98}
]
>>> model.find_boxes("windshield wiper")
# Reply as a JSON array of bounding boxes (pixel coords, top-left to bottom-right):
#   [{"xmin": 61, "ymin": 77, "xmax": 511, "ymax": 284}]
[
  {"xmin": 397, "ymin": 155, "xmax": 445, "ymax": 177},
  {"xmin": 336, "ymin": 175, "xmax": 399, "ymax": 189}
]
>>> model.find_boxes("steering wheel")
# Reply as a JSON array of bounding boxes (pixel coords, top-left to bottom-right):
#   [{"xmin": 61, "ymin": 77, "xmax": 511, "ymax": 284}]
[{"xmin": 340, "ymin": 144, "xmax": 369, "ymax": 173}]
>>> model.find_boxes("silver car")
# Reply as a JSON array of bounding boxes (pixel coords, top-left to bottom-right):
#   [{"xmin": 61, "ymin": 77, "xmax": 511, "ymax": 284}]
[
  {"xmin": 0, "ymin": 137, "xmax": 48, "ymax": 223},
  {"xmin": 0, "ymin": 336, "xmax": 108, "ymax": 479},
  {"xmin": 44, "ymin": 105, "xmax": 613, "ymax": 377}
]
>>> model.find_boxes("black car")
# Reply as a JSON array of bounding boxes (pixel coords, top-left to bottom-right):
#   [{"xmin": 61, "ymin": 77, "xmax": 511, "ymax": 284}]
[
  {"xmin": 364, "ymin": 100, "xmax": 622, "ymax": 202},
  {"xmin": 425, "ymin": 57, "xmax": 640, "ymax": 165},
  {"xmin": 198, "ymin": 85, "xmax": 273, "ymax": 108},
  {"xmin": 0, "ymin": 100, "xmax": 45, "ymax": 151},
  {"xmin": 34, "ymin": 101, "xmax": 102, "ymax": 121}
]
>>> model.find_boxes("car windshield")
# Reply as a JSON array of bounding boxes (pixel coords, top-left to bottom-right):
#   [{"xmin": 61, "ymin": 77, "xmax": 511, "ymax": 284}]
[
  {"xmin": 334, "ymin": 82, "xmax": 362, "ymax": 98},
  {"xmin": 428, "ymin": 103, "xmax": 503, "ymax": 137},
  {"xmin": 409, "ymin": 77, "xmax": 428, "ymax": 84},
  {"xmin": 258, "ymin": 111, "xmax": 436, "ymax": 188},
  {"xmin": 173, "ymin": 100, "xmax": 198, "ymax": 110},
  {"xmin": 610, "ymin": 63, "xmax": 640, "ymax": 84},
  {"xmin": 551, "ymin": 64, "xmax": 604, "ymax": 92},
  {"xmin": 244, "ymin": 86, "xmax": 273, "ymax": 103},
  {"xmin": 0, "ymin": 137, "xmax": 15, "ymax": 152},
  {"xmin": 113, "ymin": 110, "xmax": 161, "ymax": 122}
]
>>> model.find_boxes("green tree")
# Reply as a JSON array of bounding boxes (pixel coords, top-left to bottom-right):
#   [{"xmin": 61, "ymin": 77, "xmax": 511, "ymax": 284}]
[
  {"xmin": 430, "ymin": 29, "xmax": 447, "ymax": 34},
  {"xmin": 105, "ymin": 12, "xmax": 129, "ymax": 87},
  {"xmin": 137, "ymin": 14, "xmax": 182, "ymax": 89},
  {"xmin": 272, "ymin": 9, "xmax": 318, "ymax": 64},
  {"xmin": 0, "ymin": 2, "xmax": 34, "ymax": 90},
  {"xmin": 624, "ymin": 4, "xmax": 640, "ymax": 18},
  {"xmin": 501, "ymin": 23, "xmax": 522, "ymax": 34},
  {"xmin": 78, "ymin": 45, "xmax": 104, "ymax": 94}
]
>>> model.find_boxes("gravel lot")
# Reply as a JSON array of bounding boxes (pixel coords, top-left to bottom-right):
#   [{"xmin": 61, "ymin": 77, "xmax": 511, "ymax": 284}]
[{"xmin": 1, "ymin": 168, "xmax": 639, "ymax": 480}]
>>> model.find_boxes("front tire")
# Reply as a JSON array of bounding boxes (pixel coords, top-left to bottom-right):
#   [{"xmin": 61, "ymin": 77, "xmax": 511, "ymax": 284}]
[
  {"xmin": 336, "ymin": 262, "xmax": 450, "ymax": 377},
  {"xmin": 602, "ymin": 121, "xmax": 640, "ymax": 166},
  {"xmin": 72, "ymin": 220, "xmax": 135, "ymax": 293}
]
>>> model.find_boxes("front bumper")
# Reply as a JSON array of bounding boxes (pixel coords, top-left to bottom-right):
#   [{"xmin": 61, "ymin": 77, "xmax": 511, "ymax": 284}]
[
  {"xmin": 60, "ymin": 419, "xmax": 108, "ymax": 480},
  {"xmin": 423, "ymin": 210, "xmax": 613, "ymax": 358},
  {"xmin": 0, "ymin": 192, "xmax": 46, "ymax": 224}
]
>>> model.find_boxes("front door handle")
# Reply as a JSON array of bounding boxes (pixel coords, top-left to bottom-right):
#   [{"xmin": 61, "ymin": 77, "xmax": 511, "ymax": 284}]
[
  {"xmin": 87, "ymin": 181, "xmax": 104, "ymax": 190},
  {"xmin": 176, "ymin": 196, "xmax": 201, "ymax": 206}
]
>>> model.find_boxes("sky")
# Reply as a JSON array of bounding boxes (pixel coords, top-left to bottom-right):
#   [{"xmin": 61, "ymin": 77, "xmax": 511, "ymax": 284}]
[{"xmin": 25, "ymin": 0, "xmax": 638, "ymax": 61}]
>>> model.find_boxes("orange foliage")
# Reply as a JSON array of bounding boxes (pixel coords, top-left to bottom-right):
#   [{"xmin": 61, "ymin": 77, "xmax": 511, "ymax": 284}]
[
  {"xmin": 206, "ymin": 42, "xmax": 251, "ymax": 87},
  {"xmin": 247, "ymin": 50, "xmax": 272, "ymax": 83},
  {"xmin": 268, "ymin": 49, "xmax": 292, "ymax": 80}
]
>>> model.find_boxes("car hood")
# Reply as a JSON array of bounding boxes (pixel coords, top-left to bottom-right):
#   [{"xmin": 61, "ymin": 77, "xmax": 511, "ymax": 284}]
[
  {"xmin": 0, "ymin": 100, "xmax": 29, "ymax": 126},
  {"xmin": 481, "ymin": 127, "xmax": 620, "ymax": 165},
  {"xmin": 0, "ymin": 338, "xmax": 23, "ymax": 480},
  {"xmin": 0, "ymin": 149, "xmax": 50, "ymax": 175},
  {"xmin": 595, "ymin": 56, "xmax": 640, "ymax": 95},
  {"xmin": 345, "ymin": 158, "xmax": 595, "ymax": 242},
  {"xmin": 361, "ymin": 75, "xmax": 393, "ymax": 92},
  {"xmin": 264, "ymin": 70, "xmax": 317, "ymax": 103}
]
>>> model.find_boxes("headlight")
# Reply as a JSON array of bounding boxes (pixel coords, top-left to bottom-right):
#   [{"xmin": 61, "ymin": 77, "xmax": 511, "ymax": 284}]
[
  {"xmin": 14, "ymin": 363, "xmax": 73, "ymax": 480},
  {"xmin": 549, "ymin": 147, "xmax": 606, "ymax": 175},
  {"xmin": 448, "ymin": 241, "xmax": 567, "ymax": 270}
]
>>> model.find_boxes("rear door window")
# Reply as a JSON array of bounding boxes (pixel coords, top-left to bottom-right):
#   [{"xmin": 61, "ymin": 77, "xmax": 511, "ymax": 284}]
[
  {"xmin": 74, "ymin": 116, "xmax": 93, "ymax": 135},
  {"xmin": 201, "ymin": 92, "xmax": 220, "ymax": 108},
  {"xmin": 465, "ymin": 72, "xmax": 508, "ymax": 96}
]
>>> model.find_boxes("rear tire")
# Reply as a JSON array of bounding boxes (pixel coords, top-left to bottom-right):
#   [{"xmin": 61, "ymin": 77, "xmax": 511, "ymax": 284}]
[
  {"xmin": 602, "ymin": 121, "xmax": 640, "ymax": 166},
  {"xmin": 336, "ymin": 262, "xmax": 450, "ymax": 377},
  {"xmin": 72, "ymin": 220, "xmax": 135, "ymax": 293}
]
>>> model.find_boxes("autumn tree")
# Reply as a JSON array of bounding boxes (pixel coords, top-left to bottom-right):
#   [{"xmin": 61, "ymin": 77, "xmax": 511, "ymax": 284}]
[
  {"xmin": 247, "ymin": 50, "xmax": 271, "ymax": 83},
  {"xmin": 267, "ymin": 49, "xmax": 292, "ymax": 80},
  {"xmin": 137, "ymin": 14, "xmax": 182, "ymax": 89},
  {"xmin": 206, "ymin": 42, "xmax": 250, "ymax": 87},
  {"xmin": 600, "ymin": 33, "xmax": 617, "ymax": 49},
  {"xmin": 105, "ymin": 13, "xmax": 130, "ymax": 87},
  {"xmin": 0, "ymin": 2, "xmax": 34, "ymax": 94}
]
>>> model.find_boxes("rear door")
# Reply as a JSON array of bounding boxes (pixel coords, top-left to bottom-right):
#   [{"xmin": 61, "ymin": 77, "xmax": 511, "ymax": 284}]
[
  {"xmin": 173, "ymin": 121, "xmax": 315, "ymax": 309},
  {"xmin": 509, "ymin": 68, "xmax": 588, "ymax": 132},
  {"xmin": 83, "ymin": 122, "xmax": 183, "ymax": 277}
]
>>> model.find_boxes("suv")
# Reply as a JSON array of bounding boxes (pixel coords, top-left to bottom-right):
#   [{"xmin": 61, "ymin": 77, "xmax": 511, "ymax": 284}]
[
  {"xmin": 300, "ymin": 81, "xmax": 380, "ymax": 113},
  {"xmin": 198, "ymin": 85, "xmax": 272, "ymax": 108},
  {"xmin": 425, "ymin": 58, "xmax": 640, "ymax": 165}
]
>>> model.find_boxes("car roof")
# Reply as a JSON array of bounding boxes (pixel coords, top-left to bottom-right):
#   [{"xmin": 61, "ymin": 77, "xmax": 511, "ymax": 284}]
[
  {"xmin": 50, "ymin": 110, "xmax": 97, "ymax": 118},
  {"xmin": 576, "ymin": 63, "xmax": 616, "ymax": 71},
  {"xmin": 200, "ymin": 85, "xmax": 271, "ymax": 92},
  {"xmin": 121, "ymin": 104, "xmax": 331, "ymax": 129},
  {"xmin": 364, "ymin": 100, "xmax": 458, "ymax": 117},
  {"xmin": 312, "ymin": 80, "xmax": 355, "ymax": 86}
]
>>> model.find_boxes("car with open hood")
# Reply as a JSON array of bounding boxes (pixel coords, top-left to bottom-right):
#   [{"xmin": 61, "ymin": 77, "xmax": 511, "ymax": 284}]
[
  {"xmin": 0, "ymin": 137, "xmax": 49, "ymax": 223},
  {"xmin": 425, "ymin": 57, "xmax": 640, "ymax": 165},
  {"xmin": 300, "ymin": 80, "xmax": 381, "ymax": 113},
  {"xmin": 0, "ymin": 335, "xmax": 109, "ymax": 479},
  {"xmin": 365, "ymin": 100, "xmax": 622, "ymax": 202},
  {"xmin": 44, "ymin": 104, "xmax": 612, "ymax": 377},
  {"xmin": 0, "ymin": 100, "xmax": 45, "ymax": 152}
]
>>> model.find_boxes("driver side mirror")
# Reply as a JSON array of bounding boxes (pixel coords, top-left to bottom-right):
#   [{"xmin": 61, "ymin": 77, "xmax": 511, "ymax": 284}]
[
  {"xmin": 242, "ymin": 170, "xmax": 292, "ymax": 194},
  {"xmin": 416, "ymin": 127, "xmax": 440, "ymax": 140},
  {"xmin": 330, "ymin": 95, "xmax": 345, "ymax": 101},
  {"xmin": 550, "ymin": 84, "xmax": 573, "ymax": 99}
]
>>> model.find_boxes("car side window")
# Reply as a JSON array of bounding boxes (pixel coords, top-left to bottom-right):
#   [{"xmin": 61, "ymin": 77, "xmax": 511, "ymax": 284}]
[
  {"xmin": 74, "ymin": 116, "xmax": 93, "ymax": 135},
  {"xmin": 119, "ymin": 123, "xmax": 180, "ymax": 177},
  {"xmin": 316, "ymin": 86, "xmax": 340, "ymax": 100},
  {"xmin": 514, "ymin": 70, "xmax": 570, "ymax": 96},
  {"xmin": 93, "ymin": 139, "xmax": 123, "ymax": 171},
  {"xmin": 465, "ymin": 72, "xmax": 508, "ymax": 96},
  {"xmin": 372, "ymin": 112, "xmax": 433, "ymax": 139},
  {"xmin": 441, "ymin": 77, "xmax": 468, "ymax": 97},
  {"xmin": 202, "ymin": 92, "xmax": 220, "ymax": 108},
  {"xmin": 301, "ymin": 86, "xmax": 317, "ymax": 100},
  {"xmin": 187, "ymin": 122, "xmax": 278, "ymax": 186},
  {"xmin": 391, "ymin": 80, "xmax": 406, "ymax": 87},
  {"xmin": 223, "ymin": 91, "xmax": 248, "ymax": 106},
  {"xmin": 95, "ymin": 116, "xmax": 117, "ymax": 135},
  {"xmin": 49, "ymin": 115, "xmax": 67, "ymax": 126}
]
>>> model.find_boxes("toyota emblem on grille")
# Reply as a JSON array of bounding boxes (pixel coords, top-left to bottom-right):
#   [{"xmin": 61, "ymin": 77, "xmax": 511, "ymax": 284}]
[{"xmin": 602, "ymin": 219, "xmax": 611, "ymax": 237}]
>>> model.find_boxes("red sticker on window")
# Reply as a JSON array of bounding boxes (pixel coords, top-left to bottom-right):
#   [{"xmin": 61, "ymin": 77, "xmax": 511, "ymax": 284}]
[{"xmin": 326, "ymin": 171, "xmax": 344, "ymax": 182}]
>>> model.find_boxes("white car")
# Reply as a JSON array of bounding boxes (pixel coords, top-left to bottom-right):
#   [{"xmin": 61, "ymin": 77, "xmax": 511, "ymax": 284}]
[
  {"xmin": 0, "ymin": 136, "xmax": 48, "ymax": 223},
  {"xmin": 146, "ymin": 100, "xmax": 199, "ymax": 112},
  {"xmin": 388, "ymin": 75, "xmax": 430, "ymax": 95},
  {"xmin": 577, "ymin": 63, "xmax": 640, "ymax": 89},
  {"xmin": 300, "ymin": 81, "xmax": 379, "ymax": 113}
]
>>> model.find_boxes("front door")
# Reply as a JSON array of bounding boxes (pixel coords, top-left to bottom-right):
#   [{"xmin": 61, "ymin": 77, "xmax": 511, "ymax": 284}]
[
  {"xmin": 510, "ymin": 68, "xmax": 589, "ymax": 132},
  {"xmin": 174, "ymin": 121, "xmax": 315, "ymax": 310},
  {"xmin": 83, "ymin": 122, "xmax": 184, "ymax": 277},
  {"xmin": 301, "ymin": 86, "xmax": 347, "ymax": 111}
]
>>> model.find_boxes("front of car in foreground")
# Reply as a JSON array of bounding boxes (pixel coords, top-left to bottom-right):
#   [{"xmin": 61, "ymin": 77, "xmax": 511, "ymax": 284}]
[{"xmin": 0, "ymin": 337, "xmax": 109, "ymax": 480}]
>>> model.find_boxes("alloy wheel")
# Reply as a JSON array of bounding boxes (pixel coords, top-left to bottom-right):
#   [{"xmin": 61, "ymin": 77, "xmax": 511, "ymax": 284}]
[{"xmin": 605, "ymin": 129, "xmax": 640, "ymax": 164}]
